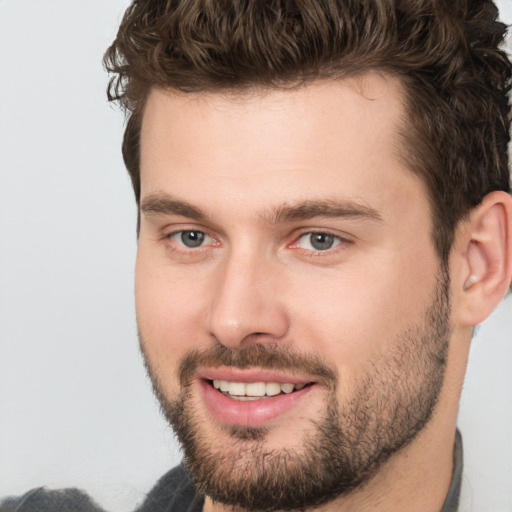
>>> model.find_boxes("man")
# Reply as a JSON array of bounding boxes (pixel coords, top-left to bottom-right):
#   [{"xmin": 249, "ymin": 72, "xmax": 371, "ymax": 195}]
[
  {"xmin": 104, "ymin": 0, "xmax": 512, "ymax": 510},
  {"xmin": 2, "ymin": 1, "xmax": 511, "ymax": 511}
]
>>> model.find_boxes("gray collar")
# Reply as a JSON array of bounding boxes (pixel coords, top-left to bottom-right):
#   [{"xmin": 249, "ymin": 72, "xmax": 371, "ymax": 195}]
[{"xmin": 440, "ymin": 429, "xmax": 463, "ymax": 512}]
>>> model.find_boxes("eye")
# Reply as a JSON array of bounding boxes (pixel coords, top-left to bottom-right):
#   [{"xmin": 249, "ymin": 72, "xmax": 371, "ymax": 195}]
[
  {"xmin": 296, "ymin": 232, "xmax": 342, "ymax": 251},
  {"xmin": 170, "ymin": 230, "xmax": 211, "ymax": 248}
]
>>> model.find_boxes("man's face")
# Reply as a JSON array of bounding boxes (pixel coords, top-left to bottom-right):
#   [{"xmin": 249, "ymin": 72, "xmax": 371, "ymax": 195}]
[{"xmin": 136, "ymin": 77, "xmax": 451, "ymax": 510}]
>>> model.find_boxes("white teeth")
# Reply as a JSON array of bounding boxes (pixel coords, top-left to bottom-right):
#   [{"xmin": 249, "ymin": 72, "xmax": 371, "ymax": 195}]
[
  {"xmin": 230, "ymin": 395, "xmax": 262, "ymax": 401},
  {"xmin": 228, "ymin": 382, "xmax": 246, "ymax": 396},
  {"xmin": 265, "ymin": 382, "xmax": 282, "ymax": 396},
  {"xmin": 245, "ymin": 382, "xmax": 266, "ymax": 396},
  {"xmin": 213, "ymin": 380, "xmax": 231, "ymax": 392},
  {"xmin": 212, "ymin": 379, "xmax": 308, "ymax": 398},
  {"xmin": 280, "ymin": 383, "xmax": 294, "ymax": 394}
]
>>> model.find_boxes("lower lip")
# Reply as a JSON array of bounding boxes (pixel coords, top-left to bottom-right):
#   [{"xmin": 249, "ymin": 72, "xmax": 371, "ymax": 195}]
[{"xmin": 199, "ymin": 379, "xmax": 314, "ymax": 427}]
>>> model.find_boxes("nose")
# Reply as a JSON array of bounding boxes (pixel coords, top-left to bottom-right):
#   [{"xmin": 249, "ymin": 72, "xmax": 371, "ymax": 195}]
[{"xmin": 206, "ymin": 251, "xmax": 290, "ymax": 349}]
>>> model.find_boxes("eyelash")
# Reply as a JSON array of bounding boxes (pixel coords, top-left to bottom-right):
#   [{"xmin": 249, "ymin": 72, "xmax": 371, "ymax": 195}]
[
  {"xmin": 166, "ymin": 229, "xmax": 218, "ymax": 250},
  {"xmin": 288, "ymin": 231, "xmax": 353, "ymax": 260},
  {"xmin": 163, "ymin": 228, "xmax": 351, "ymax": 257}
]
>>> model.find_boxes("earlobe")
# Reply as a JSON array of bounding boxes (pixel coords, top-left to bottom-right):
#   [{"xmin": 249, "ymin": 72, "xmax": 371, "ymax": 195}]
[{"xmin": 457, "ymin": 191, "xmax": 512, "ymax": 326}]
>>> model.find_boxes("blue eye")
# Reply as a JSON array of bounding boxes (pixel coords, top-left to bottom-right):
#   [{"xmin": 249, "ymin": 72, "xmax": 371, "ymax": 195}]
[
  {"xmin": 174, "ymin": 230, "xmax": 207, "ymax": 248},
  {"xmin": 297, "ymin": 232, "xmax": 341, "ymax": 251}
]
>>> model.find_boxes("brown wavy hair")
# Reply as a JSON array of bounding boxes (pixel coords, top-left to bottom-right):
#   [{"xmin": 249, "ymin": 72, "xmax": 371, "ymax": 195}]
[{"xmin": 104, "ymin": 0, "xmax": 511, "ymax": 263}]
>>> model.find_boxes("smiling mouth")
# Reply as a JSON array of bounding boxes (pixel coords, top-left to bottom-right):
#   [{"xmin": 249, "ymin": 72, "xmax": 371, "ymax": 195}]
[{"xmin": 209, "ymin": 379, "xmax": 310, "ymax": 401}]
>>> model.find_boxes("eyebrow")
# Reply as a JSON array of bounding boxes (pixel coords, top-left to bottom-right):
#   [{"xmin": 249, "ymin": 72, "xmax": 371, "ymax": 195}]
[
  {"xmin": 141, "ymin": 194, "xmax": 206, "ymax": 220},
  {"xmin": 266, "ymin": 199, "xmax": 383, "ymax": 224},
  {"xmin": 140, "ymin": 193, "xmax": 382, "ymax": 224}
]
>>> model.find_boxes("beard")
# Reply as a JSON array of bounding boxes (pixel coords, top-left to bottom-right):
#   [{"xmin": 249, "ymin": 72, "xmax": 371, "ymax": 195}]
[{"xmin": 139, "ymin": 271, "xmax": 451, "ymax": 512}]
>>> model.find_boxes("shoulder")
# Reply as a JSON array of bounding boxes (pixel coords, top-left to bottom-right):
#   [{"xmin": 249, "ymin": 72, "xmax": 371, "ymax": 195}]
[
  {"xmin": 135, "ymin": 464, "xmax": 204, "ymax": 512},
  {"xmin": 0, "ymin": 487, "xmax": 105, "ymax": 512},
  {"xmin": 0, "ymin": 466, "xmax": 203, "ymax": 512}
]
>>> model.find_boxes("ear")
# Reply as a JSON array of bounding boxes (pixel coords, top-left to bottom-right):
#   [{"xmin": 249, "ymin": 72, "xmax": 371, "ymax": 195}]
[{"xmin": 455, "ymin": 191, "xmax": 512, "ymax": 326}]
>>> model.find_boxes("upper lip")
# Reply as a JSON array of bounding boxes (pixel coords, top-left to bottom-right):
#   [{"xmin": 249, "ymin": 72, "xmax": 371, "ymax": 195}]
[{"xmin": 198, "ymin": 366, "xmax": 315, "ymax": 385}]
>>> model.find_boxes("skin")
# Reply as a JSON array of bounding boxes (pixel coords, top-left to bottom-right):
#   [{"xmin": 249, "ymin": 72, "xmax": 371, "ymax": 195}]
[{"xmin": 135, "ymin": 76, "xmax": 512, "ymax": 511}]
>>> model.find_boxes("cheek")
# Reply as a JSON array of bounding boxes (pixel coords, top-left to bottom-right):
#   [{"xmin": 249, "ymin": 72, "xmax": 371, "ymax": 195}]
[
  {"xmin": 288, "ymin": 275, "xmax": 390, "ymax": 371},
  {"xmin": 288, "ymin": 252, "xmax": 438, "ymax": 375},
  {"xmin": 135, "ymin": 252, "xmax": 209, "ymax": 374}
]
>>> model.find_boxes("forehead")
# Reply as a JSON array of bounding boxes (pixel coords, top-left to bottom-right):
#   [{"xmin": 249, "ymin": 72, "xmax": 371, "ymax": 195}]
[{"xmin": 139, "ymin": 75, "xmax": 426, "ymax": 220}]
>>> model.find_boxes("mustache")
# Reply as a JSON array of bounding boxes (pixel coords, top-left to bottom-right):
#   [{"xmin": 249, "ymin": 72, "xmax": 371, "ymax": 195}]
[{"xmin": 178, "ymin": 343, "xmax": 339, "ymax": 389}]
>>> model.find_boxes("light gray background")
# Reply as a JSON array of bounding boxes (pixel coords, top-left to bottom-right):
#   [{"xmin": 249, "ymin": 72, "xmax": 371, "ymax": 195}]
[{"xmin": 0, "ymin": 1, "xmax": 511, "ymax": 511}]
